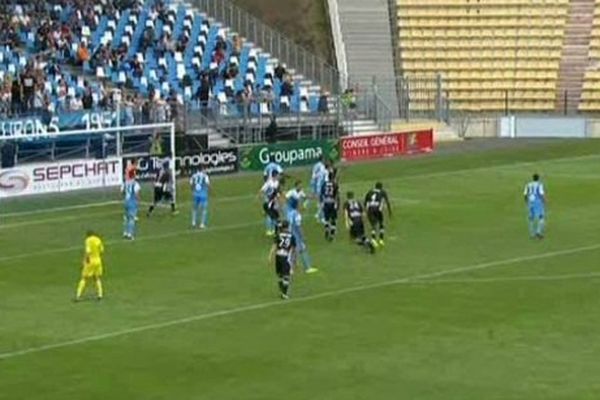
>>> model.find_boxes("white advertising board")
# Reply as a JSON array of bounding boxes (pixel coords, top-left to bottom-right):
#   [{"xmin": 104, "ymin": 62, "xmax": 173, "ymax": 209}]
[{"xmin": 0, "ymin": 158, "xmax": 123, "ymax": 198}]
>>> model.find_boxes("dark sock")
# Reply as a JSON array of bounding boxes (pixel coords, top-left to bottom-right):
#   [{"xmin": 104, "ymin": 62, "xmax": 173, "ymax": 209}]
[
  {"xmin": 171, "ymin": 203, "xmax": 176, "ymax": 212},
  {"xmin": 379, "ymin": 229, "xmax": 385, "ymax": 241},
  {"xmin": 279, "ymin": 277, "xmax": 290, "ymax": 295},
  {"xmin": 371, "ymin": 230, "xmax": 377, "ymax": 240},
  {"xmin": 147, "ymin": 205, "xmax": 155, "ymax": 215}
]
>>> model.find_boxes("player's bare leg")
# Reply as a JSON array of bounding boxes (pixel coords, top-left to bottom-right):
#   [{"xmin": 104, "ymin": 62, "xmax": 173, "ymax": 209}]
[
  {"xmin": 74, "ymin": 278, "xmax": 87, "ymax": 302},
  {"xmin": 95, "ymin": 277, "xmax": 103, "ymax": 300}
]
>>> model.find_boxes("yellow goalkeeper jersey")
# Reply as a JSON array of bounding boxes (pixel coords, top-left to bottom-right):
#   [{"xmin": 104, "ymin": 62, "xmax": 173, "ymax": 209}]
[{"xmin": 85, "ymin": 235, "xmax": 104, "ymax": 263}]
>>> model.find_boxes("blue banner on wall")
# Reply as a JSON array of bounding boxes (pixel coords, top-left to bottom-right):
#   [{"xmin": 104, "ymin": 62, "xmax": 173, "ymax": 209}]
[{"xmin": 0, "ymin": 110, "xmax": 123, "ymax": 139}]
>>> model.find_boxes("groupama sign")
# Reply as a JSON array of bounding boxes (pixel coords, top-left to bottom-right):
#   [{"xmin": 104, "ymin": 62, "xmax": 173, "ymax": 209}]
[{"xmin": 239, "ymin": 139, "xmax": 339, "ymax": 171}]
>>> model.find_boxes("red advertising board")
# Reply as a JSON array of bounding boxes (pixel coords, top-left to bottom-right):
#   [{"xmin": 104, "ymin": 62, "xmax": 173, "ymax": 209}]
[{"xmin": 340, "ymin": 130, "xmax": 434, "ymax": 162}]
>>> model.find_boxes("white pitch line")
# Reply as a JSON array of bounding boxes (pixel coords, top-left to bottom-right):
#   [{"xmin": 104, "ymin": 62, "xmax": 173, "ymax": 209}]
[
  {"xmin": 1, "ymin": 242, "xmax": 599, "ymax": 361},
  {"xmin": 0, "ymin": 195, "xmax": 425, "ymax": 263},
  {"xmin": 0, "ymin": 151, "xmax": 597, "ymax": 262},
  {"xmin": 1, "ymin": 153, "xmax": 597, "ymax": 219},
  {"xmin": 406, "ymin": 271, "xmax": 600, "ymax": 285},
  {"xmin": 0, "ymin": 148, "xmax": 600, "ymax": 229},
  {"xmin": 0, "ymin": 220, "xmax": 261, "ymax": 264},
  {"xmin": 0, "ymin": 201, "xmax": 120, "ymax": 218},
  {"xmin": 0, "ymin": 211, "xmax": 124, "ymax": 230}
]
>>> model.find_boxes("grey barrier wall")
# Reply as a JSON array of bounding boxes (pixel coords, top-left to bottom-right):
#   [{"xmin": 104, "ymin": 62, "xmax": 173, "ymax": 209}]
[{"xmin": 498, "ymin": 116, "xmax": 588, "ymax": 138}]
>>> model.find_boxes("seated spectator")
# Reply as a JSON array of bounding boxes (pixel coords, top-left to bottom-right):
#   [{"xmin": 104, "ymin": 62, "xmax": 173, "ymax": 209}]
[
  {"xmin": 274, "ymin": 63, "xmax": 286, "ymax": 81},
  {"xmin": 70, "ymin": 94, "xmax": 83, "ymax": 111},
  {"xmin": 21, "ymin": 69, "xmax": 35, "ymax": 112},
  {"xmin": 215, "ymin": 36, "xmax": 227, "ymax": 52},
  {"xmin": 33, "ymin": 84, "xmax": 45, "ymax": 114},
  {"xmin": 77, "ymin": 42, "xmax": 90, "ymax": 66},
  {"xmin": 56, "ymin": 86, "xmax": 68, "ymax": 112},
  {"xmin": 281, "ymin": 75, "xmax": 294, "ymax": 97},
  {"xmin": 232, "ymin": 35, "xmax": 243, "ymax": 56},
  {"xmin": 208, "ymin": 62, "xmax": 219, "ymax": 86},
  {"xmin": 0, "ymin": 85, "xmax": 10, "ymax": 118},
  {"xmin": 182, "ymin": 73, "xmax": 193, "ymax": 91},
  {"xmin": 318, "ymin": 90, "xmax": 329, "ymax": 114},
  {"xmin": 44, "ymin": 95, "xmax": 55, "ymax": 117},
  {"xmin": 213, "ymin": 48, "xmax": 225, "ymax": 66},
  {"xmin": 123, "ymin": 95, "xmax": 135, "ymax": 125},
  {"xmin": 82, "ymin": 87, "xmax": 94, "ymax": 110},
  {"xmin": 141, "ymin": 99, "xmax": 152, "ymax": 123},
  {"xmin": 260, "ymin": 85, "xmax": 275, "ymax": 112},
  {"xmin": 226, "ymin": 64, "xmax": 239, "ymax": 80},
  {"xmin": 10, "ymin": 79, "xmax": 22, "ymax": 116},
  {"xmin": 194, "ymin": 75, "xmax": 211, "ymax": 108}
]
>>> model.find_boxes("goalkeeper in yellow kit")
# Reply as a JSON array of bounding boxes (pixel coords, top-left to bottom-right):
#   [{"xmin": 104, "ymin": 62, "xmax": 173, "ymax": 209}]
[{"xmin": 74, "ymin": 231, "xmax": 105, "ymax": 301}]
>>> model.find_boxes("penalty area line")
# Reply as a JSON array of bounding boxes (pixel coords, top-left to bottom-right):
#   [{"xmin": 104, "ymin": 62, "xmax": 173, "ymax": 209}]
[
  {"xmin": 1, "ymin": 242, "xmax": 599, "ymax": 361},
  {"xmin": 0, "ymin": 220, "xmax": 262, "ymax": 264},
  {"xmin": 0, "ymin": 201, "xmax": 120, "ymax": 218},
  {"xmin": 405, "ymin": 271, "xmax": 600, "ymax": 285}
]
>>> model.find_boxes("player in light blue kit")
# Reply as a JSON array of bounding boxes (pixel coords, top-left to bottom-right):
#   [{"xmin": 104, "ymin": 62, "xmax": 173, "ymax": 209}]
[
  {"xmin": 263, "ymin": 155, "xmax": 284, "ymax": 181},
  {"xmin": 288, "ymin": 206, "xmax": 318, "ymax": 274},
  {"xmin": 122, "ymin": 177, "xmax": 141, "ymax": 240},
  {"xmin": 524, "ymin": 173, "xmax": 546, "ymax": 239},
  {"xmin": 310, "ymin": 156, "xmax": 328, "ymax": 222},
  {"xmin": 190, "ymin": 165, "xmax": 211, "ymax": 229},
  {"xmin": 285, "ymin": 180, "xmax": 307, "ymax": 220}
]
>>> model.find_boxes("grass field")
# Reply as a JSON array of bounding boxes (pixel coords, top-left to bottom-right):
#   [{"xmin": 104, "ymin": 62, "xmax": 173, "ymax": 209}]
[{"xmin": 1, "ymin": 139, "xmax": 600, "ymax": 399}]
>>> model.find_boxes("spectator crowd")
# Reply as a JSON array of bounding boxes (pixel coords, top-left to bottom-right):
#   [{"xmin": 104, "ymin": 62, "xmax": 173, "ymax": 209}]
[{"xmin": 0, "ymin": 0, "xmax": 333, "ymax": 127}]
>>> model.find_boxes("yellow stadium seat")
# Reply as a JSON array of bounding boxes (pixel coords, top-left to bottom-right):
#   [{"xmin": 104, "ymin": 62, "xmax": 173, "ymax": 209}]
[{"xmin": 396, "ymin": 0, "xmax": 568, "ymax": 111}]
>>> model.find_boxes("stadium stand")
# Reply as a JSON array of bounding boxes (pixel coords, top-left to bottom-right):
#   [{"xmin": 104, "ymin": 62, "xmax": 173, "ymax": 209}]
[
  {"xmin": 4, "ymin": 0, "xmax": 324, "ymax": 118},
  {"xmin": 0, "ymin": 0, "xmax": 338, "ymax": 163},
  {"xmin": 396, "ymin": 0, "xmax": 570, "ymax": 112},
  {"xmin": 579, "ymin": 1, "xmax": 600, "ymax": 112}
]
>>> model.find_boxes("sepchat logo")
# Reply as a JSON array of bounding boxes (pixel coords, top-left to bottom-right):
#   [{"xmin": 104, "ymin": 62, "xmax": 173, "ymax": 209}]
[{"xmin": 0, "ymin": 170, "xmax": 30, "ymax": 194}]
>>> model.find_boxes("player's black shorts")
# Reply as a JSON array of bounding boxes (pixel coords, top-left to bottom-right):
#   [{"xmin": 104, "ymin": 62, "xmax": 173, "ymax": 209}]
[
  {"xmin": 367, "ymin": 209, "xmax": 384, "ymax": 227},
  {"xmin": 323, "ymin": 203, "xmax": 337, "ymax": 222},
  {"xmin": 350, "ymin": 218, "xmax": 365, "ymax": 239},
  {"xmin": 153, "ymin": 186, "xmax": 164, "ymax": 203},
  {"xmin": 275, "ymin": 256, "xmax": 292, "ymax": 277},
  {"xmin": 153, "ymin": 186, "xmax": 173, "ymax": 203},
  {"xmin": 263, "ymin": 202, "xmax": 279, "ymax": 221},
  {"xmin": 267, "ymin": 206, "xmax": 279, "ymax": 221}
]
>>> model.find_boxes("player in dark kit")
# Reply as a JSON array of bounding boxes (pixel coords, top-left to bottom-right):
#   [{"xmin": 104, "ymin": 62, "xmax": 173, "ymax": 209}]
[
  {"xmin": 269, "ymin": 221, "xmax": 296, "ymax": 299},
  {"xmin": 320, "ymin": 175, "xmax": 340, "ymax": 241},
  {"xmin": 344, "ymin": 192, "xmax": 376, "ymax": 253},
  {"xmin": 364, "ymin": 182, "xmax": 392, "ymax": 247},
  {"xmin": 147, "ymin": 161, "xmax": 177, "ymax": 217}
]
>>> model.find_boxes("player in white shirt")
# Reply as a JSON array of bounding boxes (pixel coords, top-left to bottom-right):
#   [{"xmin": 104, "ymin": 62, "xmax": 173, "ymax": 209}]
[{"xmin": 259, "ymin": 171, "xmax": 281, "ymax": 236}]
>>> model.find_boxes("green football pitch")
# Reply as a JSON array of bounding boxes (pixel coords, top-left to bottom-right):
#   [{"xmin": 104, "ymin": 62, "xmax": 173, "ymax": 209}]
[{"xmin": 1, "ymin": 139, "xmax": 599, "ymax": 399}]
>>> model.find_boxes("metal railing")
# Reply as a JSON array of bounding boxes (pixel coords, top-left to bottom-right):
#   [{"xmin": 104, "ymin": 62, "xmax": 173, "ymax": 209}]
[
  {"xmin": 353, "ymin": 90, "xmax": 392, "ymax": 133},
  {"xmin": 183, "ymin": 96, "xmax": 346, "ymax": 143},
  {"xmin": 382, "ymin": 74, "xmax": 600, "ymax": 120},
  {"xmin": 193, "ymin": 0, "xmax": 341, "ymax": 94}
]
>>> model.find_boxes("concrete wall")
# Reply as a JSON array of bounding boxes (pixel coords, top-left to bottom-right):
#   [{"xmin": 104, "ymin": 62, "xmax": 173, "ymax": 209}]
[
  {"xmin": 410, "ymin": 116, "xmax": 600, "ymax": 139},
  {"xmin": 450, "ymin": 117, "xmax": 498, "ymax": 138},
  {"xmin": 455, "ymin": 116, "xmax": 600, "ymax": 138},
  {"xmin": 586, "ymin": 119, "xmax": 600, "ymax": 137}
]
